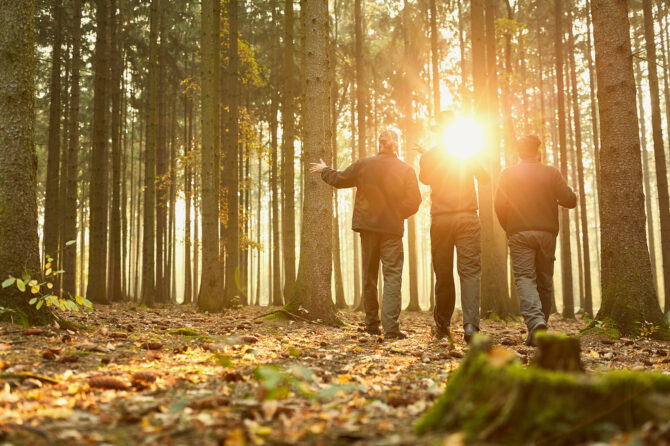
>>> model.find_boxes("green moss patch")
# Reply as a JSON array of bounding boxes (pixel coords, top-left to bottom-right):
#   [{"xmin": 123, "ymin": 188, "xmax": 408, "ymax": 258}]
[
  {"xmin": 415, "ymin": 335, "xmax": 670, "ymax": 445},
  {"xmin": 168, "ymin": 327, "xmax": 202, "ymax": 336}
]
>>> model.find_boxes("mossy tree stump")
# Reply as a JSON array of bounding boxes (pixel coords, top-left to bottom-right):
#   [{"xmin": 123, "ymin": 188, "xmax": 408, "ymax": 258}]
[
  {"xmin": 533, "ymin": 332, "xmax": 583, "ymax": 373},
  {"xmin": 416, "ymin": 334, "xmax": 670, "ymax": 445}
]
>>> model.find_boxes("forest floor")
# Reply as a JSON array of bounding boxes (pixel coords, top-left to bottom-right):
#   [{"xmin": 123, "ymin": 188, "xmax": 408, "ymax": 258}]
[{"xmin": 1, "ymin": 305, "xmax": 670, "ymax": 446}]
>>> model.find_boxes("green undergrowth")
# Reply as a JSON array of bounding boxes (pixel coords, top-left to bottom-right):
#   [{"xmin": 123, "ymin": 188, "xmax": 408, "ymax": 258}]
[
  {"xmin": 579, "ymin": 318, "xmax": 622, "ymax": 340},
  {"xmin": 56, "ymin": 316, "xmax": 91, "ymax": 331},
  {"xmin": 415, "ymin": 335, "xmax": 670, "ymax": 445}
]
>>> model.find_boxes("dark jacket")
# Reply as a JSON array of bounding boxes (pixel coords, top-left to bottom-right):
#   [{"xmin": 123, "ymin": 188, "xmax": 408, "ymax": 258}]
[
  {"xmin": 419, "ymin": 146, "xmax": 489, "ymax": 215},
  {"xmin": 495, "ymin": 159, "xmax": 577, "ymax": 236},
  {"xmin": 321, "ymin": 152, "xmax": 422, "ymax": 236}
]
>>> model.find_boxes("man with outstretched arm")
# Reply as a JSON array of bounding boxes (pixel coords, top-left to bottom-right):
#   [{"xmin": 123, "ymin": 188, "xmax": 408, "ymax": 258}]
[
  {"xmin": 495, "ymin": 135, "xmax": 577, "ymax": 346},
  {"xmin": 418, "ymin": 111, "xmax": 488, "ymax": 344},
  {"xmin": 310, "ymin": 130, "xmax": 421, "ymax": 340}
]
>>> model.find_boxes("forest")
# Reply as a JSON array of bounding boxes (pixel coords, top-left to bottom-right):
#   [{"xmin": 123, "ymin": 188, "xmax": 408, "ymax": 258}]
[{"xmin": 2, "ymin": 0, "xmax": 670, "ymax": 444}]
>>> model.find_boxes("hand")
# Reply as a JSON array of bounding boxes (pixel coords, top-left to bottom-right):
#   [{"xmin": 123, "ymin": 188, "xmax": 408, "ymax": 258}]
[{"xmin": 309, "ymin": 158, "xmax": 328, "ymax": 174}]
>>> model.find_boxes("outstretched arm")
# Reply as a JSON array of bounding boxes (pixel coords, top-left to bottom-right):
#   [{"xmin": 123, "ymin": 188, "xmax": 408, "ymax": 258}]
[
  {"xmin": 494, "ymin": 174, "xmax": 509, "ymax": 231},
  {"xmin": 311, "ymin": 158, "xmax": 360, "ymax": 189},
  {"xmin": 399, "ymin": 169, "xmax": 422, "ymax": 219},
  {"xmin": 553, "ymin": 169, "xmax": 577, "ymax": 209}
]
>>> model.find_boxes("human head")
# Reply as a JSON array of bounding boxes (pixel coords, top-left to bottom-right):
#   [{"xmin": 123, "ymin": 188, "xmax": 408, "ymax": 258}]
[
  {"xmin": 378, "ymin": 129, "xmax": 399, "ymax": 154},
  {"xmin": 515, "ymin": 135, "xmax": 542, "ymax": 160}
]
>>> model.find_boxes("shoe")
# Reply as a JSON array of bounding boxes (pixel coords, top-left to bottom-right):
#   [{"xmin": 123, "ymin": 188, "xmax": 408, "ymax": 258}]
[
  {"xmin": 365, "ymin": 326, "xmax": 381, "ymax": 336},
  {"xmin": 464, "ymin": 323, "xmax": 478, "ymax": 344},
  {"xmin": 525, "ymin": 323, "xmax": 548, "ymax": 347},
  {"xmin": 431, "ymin": 325, "xmax": 452, "ymax": 341},
  {"xmin": 385, "ymin": 330, "xmax": 407, "ymax": 340}
]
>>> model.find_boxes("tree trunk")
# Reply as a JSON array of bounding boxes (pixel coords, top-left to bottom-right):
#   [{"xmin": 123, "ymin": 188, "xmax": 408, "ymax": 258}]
[
  {"xmin": 62, "ymin": 0, "xmax": 82, "ymax": 299},
  {"xmin": 642, "ymin": 0, "xmax": 670, "ymax": 313},
  {"xmin": 0, "ymin": 0, "xmax": 50, "ymax": 325},
  {"xmin": 402, "ymin": 0, "xmax": 421, "ymax": 313},
  {"xmin": 44, "ymin": 0, "xmax": 63, "ymax": 261},
  {"xmin": 155, "ymin": 5, "xmax": 168, "ymax": 304},
  {"xmin": 198, "ymin": 0, "xmax": 223, "ymax": 312},
  {"xmin": 634, "ymin": 33, "xmax": 658, "ymax": 293},
  {"xmin": 183, "ymin": 83, "xmax": 193, "ymax": 305},
  {"xmin": 567, "ymin": 7, "xmax": 593, "ymax": 316},
  {"xmin": 109, "ymin": 0, "xmax": 122, "ymax": 302},
  {"xmin": 286, "ymin": 0, "xmax": 336, "ymax": 324},
  {"xmin": 223, "ymin": 0, "xmax": 240, "ymax": 307},
  {"xmin": 87, "ymin": 0, "xmax": 110, "ymax": 305},
  {"xmin": 591, "ymin": 0, "xmax": 665, "ymax": 334},
  {"xmin": 429, "ymin": 0, "xmax": 440, "ymax": 115},
  {"xmin": 478, "ymin": 0, "xmax": 510, "ymax": 318},
  {"xmin": 554, "ymin": 0, "xmax": 574, "ymax": 319},
  {"xmin": 282, "ymin": 0, "xmax": 297, "ymax": 302}
]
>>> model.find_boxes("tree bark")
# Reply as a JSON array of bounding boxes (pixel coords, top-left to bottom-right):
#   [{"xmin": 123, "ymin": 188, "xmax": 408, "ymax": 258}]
[
  {"xmin": 44, "ymin": 0, "xmax": 64, "ymax": 261},
  {"xmin": 0, "ymin": 0, "xmax": 50, "ymax": 325},
  {"xmin": 109, "ymin": 0, "xmax": 122, "ymax": 301},
  {"xmin": 282, "ymin": 0, "xmax": 297, "ymax": 302},
  {"xmin": 62, "ymin": 0, "xmax": 82, "ymax": 299},
  {"xmin": 591, "ymin": 0, "xmax": 665, "ymax": 334},
  {"xmin": 224, "ymin": 0, "xmax": 240, "ymax": 307},
  {"xmin": 642, "ymin": 0, "xmax": 670, "ymax": 313},
  {"xmin": 87, "ymin": 0, "xmax": 111, "ymax": 305},
  {"xmin": 554, "ymin": 0, "xmax": 574, "ymax": 319},
  {"xmin": 286, "ymin": 0, "xmax": 336, "ymax": 324},
  {"xmin": 198, "ymin": 0, "xmax": 223, "ymax": 312},
  {"xmin": 567, "ymin": 6, "xmax": 593, "ymax": 316}
]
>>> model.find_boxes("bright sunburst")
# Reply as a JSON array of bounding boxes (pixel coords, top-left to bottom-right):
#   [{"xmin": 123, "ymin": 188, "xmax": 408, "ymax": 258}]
[{"xmin": 441, "ymin": 117, "xmax": 486, "ymax": 160}]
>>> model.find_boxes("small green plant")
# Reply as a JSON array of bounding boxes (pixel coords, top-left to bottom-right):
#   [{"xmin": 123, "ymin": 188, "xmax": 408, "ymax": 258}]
[
  {"xmin": 637, "ymin": 321, "xmax": 659, "ymax": 339},
  {"xmin": 2, "ymin": 244, "xmax": 92, "ymax": 312}
]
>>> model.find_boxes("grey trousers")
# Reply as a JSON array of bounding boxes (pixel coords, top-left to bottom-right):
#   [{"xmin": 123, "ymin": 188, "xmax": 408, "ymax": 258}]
[
  {"xmin": 431, "ymin": 212, "xmax": 481, "ymax": 331},
  {"xmin": 508, "ymin": 230, "xmax": 556, "ymax": 332},
  {"xmin": 360, "ymin": 231, "xmax": 403, "ymax": 334}
]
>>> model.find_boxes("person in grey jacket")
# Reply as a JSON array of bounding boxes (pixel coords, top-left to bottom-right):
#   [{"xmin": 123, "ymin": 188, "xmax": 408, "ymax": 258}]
[
  {"xmin": 495, "ymin": 135, "xmax": 577, "ymax": 346},
  {"xmin": 310, "ymin": 129, "xmax": 422, "ymax": 339}
]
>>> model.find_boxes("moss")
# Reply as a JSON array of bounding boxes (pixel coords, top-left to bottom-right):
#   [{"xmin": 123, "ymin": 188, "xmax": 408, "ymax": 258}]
[
  {"xmin": 168, "ymin": 327, "xmax": 202, "ymax": 336},
  {"xmin": 415, "ymin": 335, "xmax": 670, "ymax": 444},
  {"xmin": 486, "ymin": 312, "xmax": 504, "ymax": 323},
  {"xmin": 579, "ymin": 318, "xmax": 622, "ymax": 340},
  {"xmin": 56, "ymin": 316, "xmax": 90, "ymax": 331}
]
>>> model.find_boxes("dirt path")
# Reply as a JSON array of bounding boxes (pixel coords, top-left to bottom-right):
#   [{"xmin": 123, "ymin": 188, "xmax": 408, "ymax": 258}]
[{"xmin": 1, "ymin": 305, "xmax": 669, "ymax": 445}]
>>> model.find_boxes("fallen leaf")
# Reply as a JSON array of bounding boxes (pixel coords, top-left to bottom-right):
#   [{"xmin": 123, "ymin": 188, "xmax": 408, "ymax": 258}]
[{"xmin": 88, "ymin": 376, "xmax": 130, "ymax": 391}]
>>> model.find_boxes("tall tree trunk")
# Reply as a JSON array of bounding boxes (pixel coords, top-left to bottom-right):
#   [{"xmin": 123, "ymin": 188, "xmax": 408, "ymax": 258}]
[
  {"xmin": 567, "ymin": 6, "xmax": 593, "ymax": 316},
  {"xmin": 155, "ymin": 5, "xmax": 168, "ymax": 303},
  {"xmin": 402, "ymin": 0, "xmax": 421, "ymax": 312},
  {"xmin": 44, "ymin": 0, "xmax": 63, "ymax": 261},
  {"xmin": 0, "ymin": 0, "xmax": 50, "ymax": 324},
  {"xmin": 198, "ymin": 0, "xmax": 223, "ymax": 312},
  {"xmin": 591, "ymin": 0, "xmax": 665, "ymax": 334},
  {"xmin": 183, "ymin": 85, "xmax": 193, "ymax": 305},
  {"xmin": 87, "ymin": 0, "xmax": 111, "ymax": 305},
  {"xmin": 282, "ymin": 0, "xmax": 297, "ymax": 302},
  {"xmin": 62, "ymin": 0, "xmax": 82, "ymax": 299},
  {"xmin": 142, "ymin": 0, "xmax": 160, "ymax": 306},
  {"xmin": 479, "ymin": 0, "xmax": 510, "ymax": 317},
  {"xmin": 109, "ymin": 0, "xmax": 122, "ymax": 302},
  {"xmin": 223, "ymin": 0, "xmax": 240, "ymax": 306},
  {"xmin": 350, "ymin": 87, "xmax": 362, "ymax": 311},
  {"xmin": 429, "ymin": 0, "xmax": 440, "ymax": 115},
  {"xmin": 642, "ymin": 0, "xmax": 670, "ymax": 313},
  {"xmin": 286, "ymin": 0, "xmax": 336, "ymax": 324},
  {"xmin": 634, "ymin": 33, "xmax": 658, "ymax": 293},
  {"xmin": 554, "ymin": 0, "xmax": 574, "ymax": 318}
]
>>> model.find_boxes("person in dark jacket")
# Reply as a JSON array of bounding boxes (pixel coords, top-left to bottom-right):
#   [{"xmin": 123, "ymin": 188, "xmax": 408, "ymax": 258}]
[
  {"xmin": 310, "ymin": 129, "xmax": 422, "ymax": 339},
  {"xmin": 495, "ymin": 135, "xmax": 577, "ymax": 346},
  {"xmin": 418, "ymin": 111, "xmax": 488, "ymax": 343}
]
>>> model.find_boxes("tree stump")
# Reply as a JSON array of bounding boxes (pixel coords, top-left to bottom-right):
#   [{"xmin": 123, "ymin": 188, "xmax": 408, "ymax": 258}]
[{"xmin": 533, "ymin": 332, "xmax": 583, "ymax": 373}]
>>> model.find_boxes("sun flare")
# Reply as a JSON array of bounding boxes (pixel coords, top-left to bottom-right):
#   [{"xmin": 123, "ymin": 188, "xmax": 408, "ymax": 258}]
[{"xmin": 441, "ymin": 117, "xmax": 486, "ymax": 160}]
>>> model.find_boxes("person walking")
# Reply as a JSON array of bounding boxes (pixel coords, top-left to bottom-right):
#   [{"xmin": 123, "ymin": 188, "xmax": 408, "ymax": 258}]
[
  {"xmin": 310, "ymin": 129, "xmax": 422, "ymax": 339},
  {"xmin": 418, "ymin": 111, "xmax": 488, "ymax": 343},
  {"xmin": 495, "ymin": 135, "xmax": 577, "ymax": 346}
]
